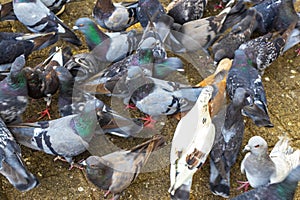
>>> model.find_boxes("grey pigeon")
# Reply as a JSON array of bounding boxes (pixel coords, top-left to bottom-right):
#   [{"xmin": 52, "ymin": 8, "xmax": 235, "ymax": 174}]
[
  {"xmin": 0, "ymin": 116, "xmax": 39, "ymax": 191},
  {"xmin": 241, "ymin": 135, "xmax": 300, "ymax": 188},
  {"xmin": 82, "ymin": 134, "xmax": 165, "ymax": 199},
  {"xmin": 0, "ymin": 55, "xmax": 28, "ymax": 124},
  {"xmin": 137, "ymin": 0, "xmax": 165, "ymax": 28},
  {"xmin": 8, "ymin": 100, "xmax": 99, "ymax": 167},
  {"xmin": 13, "ymin": 0, "xmax": 81, "ymax": 46},
  {"xmin": 125, "ymin": 65, "xmax": 202, "ymax": 117},
  {"xmin": 93, "ymin": 0, "xmax": 139, "ymax": 32},
  {"xmin": 177, "ymin": 2, "xmax": 233, "ymax": 51},
  {"xmin": 74, "ymin": 18, "xmax": 141, "ymax": 62},
  {"xmin": 226, "ymin": 49, "xmax": 273, "ymax": 127},
  {"xmin": 209, "ymin": 87, "xmax": 249, "ymax": 198},
  {"xmin": 232, "ymin": 165, "xmax": 300, "ymax": 200}
]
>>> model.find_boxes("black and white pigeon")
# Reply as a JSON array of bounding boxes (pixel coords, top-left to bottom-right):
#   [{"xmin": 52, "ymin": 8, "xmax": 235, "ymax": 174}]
[
  {"xmin": 226, "ymin": 49, "xmax": 273, "ymax": 127},
  {"xmin": 0, "ymin": 116, "xmax": 39, "ymax": 191},
  {"xmin": 166, "ymin": 0, "xmax": 208, "ymax": 24},
  {"xmin": 12, "ymin": 0, "xmax": 82, "ymax": 46},
  {"xmin": 238, "ymin": 22, "xmax": 297, "ymax": 75},
  {"xmin": 209, "ymin": 87, "xmax": 249, "ymax": 198},
  {"xmin": 0, "ymin": 31, "xmax": 56, "ymax": 71},
  {"xmin": 0, "ymin": 55, "xmax": 28, "ymax": 124},
  {"xmin": 231, "ymin": 165, "xmax": 300, "ymax": 200}
]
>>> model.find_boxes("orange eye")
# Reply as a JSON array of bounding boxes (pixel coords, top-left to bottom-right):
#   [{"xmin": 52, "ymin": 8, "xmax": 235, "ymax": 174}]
[{"xmin": 254, "ymin": 145, "xmax": 259, "ymax": 148}]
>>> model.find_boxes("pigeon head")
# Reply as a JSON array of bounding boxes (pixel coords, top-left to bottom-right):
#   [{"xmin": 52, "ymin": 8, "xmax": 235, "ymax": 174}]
[{"xmin": 244, "ymin": 136, "xmax": 268, "ymax": 156}]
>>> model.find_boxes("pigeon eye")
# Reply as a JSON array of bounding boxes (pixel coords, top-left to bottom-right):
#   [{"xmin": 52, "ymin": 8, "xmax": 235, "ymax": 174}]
[
  {"xmin": 79, "ymin": 23, "xmax": 84, "ymax": 27},
  {"xmin": 254, "ymin": 145, "xmax": 260, "ymax": 148}
]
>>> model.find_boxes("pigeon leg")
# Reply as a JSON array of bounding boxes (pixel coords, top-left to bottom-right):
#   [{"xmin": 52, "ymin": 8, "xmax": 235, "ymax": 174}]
[
  {"xmin": 37, "ymin": 95, "xmax": 52, "ymax": 120},
  {"xmin": 37, "ymin": 107, "xmax": 51, "ymax": 120},
  {"xmin": 295, "ymin": 48, "xmax": 300, "ymax": 56},
  {"xmin": 104, "ymin": 190, "xmax": 111, "ymax": 198},
  {"xmin": 141, "ymin": 115, "xmax": 157, "ymax": 129},
  {"xmin": 214, "ymin": 1, "xmax": 224, "ymax": 10},
  {"xmin": 236, "ymin": 180, "xmax": 250, "ymax": 191},
  {"xmin": 124, "ymin": 103, "xmax": 137, "ymax": 110}
]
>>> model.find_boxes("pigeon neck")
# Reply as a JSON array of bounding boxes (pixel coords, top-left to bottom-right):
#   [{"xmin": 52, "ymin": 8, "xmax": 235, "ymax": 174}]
[
  {"xmin": 8, "ymin": 70, "xmax": 27, "ymax": 90},
  {"xmin": 73, "ymin": 109, "xmax": 98, "ymax": 141},
  {"xmin": 86, "ymin": 24, "xmax": 109, "ymax": 49}
]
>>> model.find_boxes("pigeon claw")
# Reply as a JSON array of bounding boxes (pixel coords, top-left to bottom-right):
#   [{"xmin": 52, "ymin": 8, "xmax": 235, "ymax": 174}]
[
  {"xmin": 124, "ymin": 103, "xmax": 137, "ymax": 110},
  {"xmin": 236, "ymin": 180, "xmax": 250, "ymax": 191},
  {"xmin": 37, "ymin": 107, "xmax": 51, "ymax": 120},
  {"xmin": 295, "ymin": 48, "xmax": 300, "ymax": 56},
  {"xmin": 214, "ymin": 1, "xmax": 224, "ymax": 10},
  {"xmin": 141, "ymin": 115, "xmax": 157, "ymax": 129}
]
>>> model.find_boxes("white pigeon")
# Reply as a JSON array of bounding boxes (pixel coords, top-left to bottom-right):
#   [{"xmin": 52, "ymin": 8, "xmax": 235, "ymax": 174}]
[
  {"xmin": 169, "ymin": 85, "xmax": 215, "ymax": 195},
  {"xmin": 241, "ymin": 135, "xmax": 300, "ymax": 188}
]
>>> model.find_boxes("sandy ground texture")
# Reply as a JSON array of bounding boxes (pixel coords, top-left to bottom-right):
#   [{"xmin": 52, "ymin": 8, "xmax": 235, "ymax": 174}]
[{"xmin": 0, "ymin": 0, "xmax": 299, "ymax": 199}]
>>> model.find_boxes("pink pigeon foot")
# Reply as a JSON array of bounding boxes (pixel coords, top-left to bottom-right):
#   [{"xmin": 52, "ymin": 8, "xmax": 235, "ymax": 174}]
[
  {"xmin": 37, "ymin": 107, "xmax": 51, "ymax": 120},
  {"xmin": 236, "ymin": 180, "xmax": 250, "ymax": 191},
  {"xmin": 141, "ymin": 115, "xmax": 157, "ymax": 129}
]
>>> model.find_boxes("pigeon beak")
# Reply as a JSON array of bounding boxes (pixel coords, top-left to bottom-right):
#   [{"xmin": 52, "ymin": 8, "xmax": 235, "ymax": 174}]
[
  {"xmin": 72, "ymin": 26, "xmax": 79, "ymax": 31},
  {"xmin": 243, "ymin": 145, "xmax": 251, "ymax": 152}
]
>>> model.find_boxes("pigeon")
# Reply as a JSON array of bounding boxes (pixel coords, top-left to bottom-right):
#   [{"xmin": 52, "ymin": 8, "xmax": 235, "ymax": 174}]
[
  {"xmin": 238, "ymin": 22, "xmax": 297, "ymax": 75},
  {"xmin": 226, "ymin": 49, "xmax": 273, "ymax": 127},
  {"xmin": 81, "ymin": 20, "xmax": 183, "ymax": 96},
  {"xmin": 73, "ymin": 17, "xmax": 141, "ymax": 61},
  {"xmin": 93, "ymin": 0, "xmax": 139, "ymax": 32},
  {"xmin": 209, "ymin": 87, "xmax": 249, "ymax": 198},
  {"xmin": 169, "ymin": 85, "xmax": 215, "ymax": 195},
  {"xmin": 82, "ymin": 134, "xmax": 165, "ymax": 199},
  {"xmin": 125, "ymin": 65, "xmax": 202, "ymax": 117},
  {"xmin": 8, "ymin": 100, "xmax": 100, "ymax": 167},
  {"xmin": 73, "ymin": 17, "xmax": 110, "ymax": 51},
  {"xmin": 40, "ymin": 0, "xmax": 69, "ymax": 15},
  {"xmin": 231, "ymin": 165, "xmax": 300, "ymax": 200},
  {"xmin": 221, "ymin": 0, "xmax": 299, "ymax": 34},
  {"xmin": 0, "ymin": 116, "xmax": 39, "ymax": 191},
  {"xmin": 166, "ymin": 0, "xmax": 207, "ymax": 25},
  {"xmin": 176, "ymin": 1, "xmax": 233, "ymax": 51},
  {"xmin": 63, "ymin": 52, "xmax": 110, "ymax": 83},
  {"xmin": 22, "ymin": 47, "xmax": 63, "ymax": 119},
  {"xmin": 54, "ymin": 66, "xmax": 144, "ymax": 137},
  {"xmin": 0, "ymin": 55, "xmax": 28, "ymax": 124},
  {"xmin": 0, "ymin": 31, "xmax": 56, "ymax": 71},
  {"xmin": 240, "ymin": 135, "xmax": 300, "ymax": 189},
  {"xmin": 12, "ymin": 0, "xmax": 82, "ymax": 46},
  {"xmin": 137, "ymin": 0, "xmax": 165, "ymax": 28},
  {"xmin": 211, "ymin": 7, "xmax": 261, "ymax": 64},
  {"xmin": 253, "ymin": 0, "xmax": 299, "ymax": 33},
  {"xmin": 195, "ymin": 58, "xmax": 232, "ymax": 117}
]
